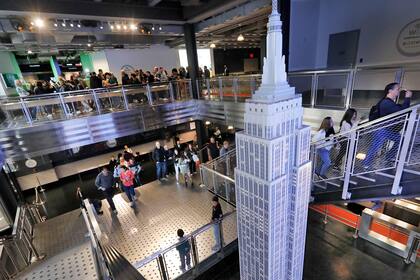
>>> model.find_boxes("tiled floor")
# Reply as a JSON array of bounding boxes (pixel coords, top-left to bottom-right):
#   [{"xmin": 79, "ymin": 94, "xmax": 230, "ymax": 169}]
[{"xmin": 95, "ymin": 175, "xmax": 236, "ymax": 280}]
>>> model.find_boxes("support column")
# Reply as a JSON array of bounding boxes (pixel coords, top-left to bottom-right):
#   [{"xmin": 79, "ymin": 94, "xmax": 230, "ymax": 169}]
[
  {"xmin": 183, "ymin": 23, "xmax": 199, "ymax": 99},
  {"xmin": 260, "ymin": 35, "xmax": 266, "ymax": 71},
  {"xmin": 49, "ymin": 56, "xmax": 62, "ymax": 80}
]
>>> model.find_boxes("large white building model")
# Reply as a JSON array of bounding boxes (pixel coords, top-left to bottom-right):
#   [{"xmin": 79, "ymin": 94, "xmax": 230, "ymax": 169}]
[{"xmin": 234, "ymin": 1, "xmax": 312, "ymax": 279}]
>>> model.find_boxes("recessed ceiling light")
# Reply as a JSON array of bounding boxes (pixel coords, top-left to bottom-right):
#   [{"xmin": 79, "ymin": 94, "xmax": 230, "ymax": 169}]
[
  {"xmin": 116, "ymin": 24, "xmax": 121, "ymax": 30},
  {"xmin": 87, "ymin": 43, "xmax": 92, "ymax": 47},
  {"xmin": 130, "ymin": 24, "xmax": 137, "ymax": 30},
  {"xmin": 54, "ymin": 23, "xmax": 58, "ymax": 27},
  {"xmin": 123, "ymin": 25, "xmax": 127, "ymax": 30},
  {"xmin": 77, "ymin": 23, "xmax": 81, "ymax": 28},
  {"xmin": 34, "ymin": 18, "xmax": 44, "ymax": 28},
  {"xmin": 70, "ymin": 23, "xmax": 74, "ymax": 27},
  {"xmin": 62, "ymin": 22, "xmax": 66, "ymax": 27},
  {"xmin": 99, "ymin": 26, "xmax": 104, "ymax": 30},
  {"xmin": 27, "ymin": 50, "xmax": 33, "ymax": 54},
  {"xmin": 158, "ymin": 26, "xmax": 162, "ymax": 31},
  {"xmin": 110, "ymin": 25, "xmax": 114, "ymax": 30}
]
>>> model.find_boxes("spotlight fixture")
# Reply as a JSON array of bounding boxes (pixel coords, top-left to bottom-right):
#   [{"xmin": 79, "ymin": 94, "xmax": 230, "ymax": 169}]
[
  {"xmin": 34, "ymin": 18, "xmax": 44, "ymax": 28},
  {"xmin": 116, "ymin": 24, "xmax": 121, "ymax": 30},
  {"xmin": 77, "ymin": 22, "xmax": 81, "ymax": 28},
  {"xmin": 100, "ymin": 25, "xmax": 104, "ymax": 30},
  {"xmin": 158, "ymin": 25, "xmax": 162, "ymax": 31},
  {"xmin": 210, "ymin": 43, "xmax": 216, "ymax": 48},
  {"xmin": 61, "ymin": 20, "xmax": 66, "ymax": 27},
  {"xmin": 130, "ymin": 24, "xmax": 137, "ymax": 30},
  {"xmin": 87, "ymin": 43, "xmax": 92, "ymax": 47},
  {"xmin": 70, "ymin": 22, "xmax": 74, "ymax": 27},
  {"xmin": 54, "ymin": 22, "xmax": 58, "ymax": 27},
  {"xmin": 30, "ymin": 22, "xmax": 34, "ymax": 26},
  {"xmin": 110, "ymin": 24, "xmax": 114, "ymax": 30},
  {"xmin": 123, "ymin": 24, "xmax": 128, "ymax": 30},
  {"xmin": 237, "ymin": 34, "xmax": 245, "ymax": 41},
  {"xmin": 27, "ymin": 50, "xmax": 33, "ymax": 54},
  {"xmin": 151, "ymin": 25, "xmax": 155, "ymax": 31}
]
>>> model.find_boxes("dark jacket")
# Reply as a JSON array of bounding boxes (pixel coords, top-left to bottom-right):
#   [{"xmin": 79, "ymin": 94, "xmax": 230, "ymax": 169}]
[
  {"xmin": 90, "ymin": 76, "xmax": 102, "ymax": 89},
  {"xmin": 152, "ymin": 147, "xmax": 166, "ymax": 162},
  {"xmin": 212, "ymin": 203, "xmax": 223, "ymax": 221},
  {"xmin": 379, "ymin": 97, "xmax": 411, "ymax": 117},
  {"xmin": 95, "ymin": 172, "xmax": 114, "ymax": 190}
]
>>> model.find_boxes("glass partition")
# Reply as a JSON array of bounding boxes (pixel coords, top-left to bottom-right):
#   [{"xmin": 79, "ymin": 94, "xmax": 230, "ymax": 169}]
[
  {"xmin": 288, "ymin": 75, "xmax": 312, "ymax": 106},
  {"xmin": 351, "ymin": 69, "xmax": 397, "ymax": 109},
  {"xmin": 60, "ymin": 91, "xmax": 99, "ymax": 117},
  {"xmin": 149, "ymin": 83, "xmax": 171, "ymax": 105},
  {"xmin": 137, "ymin": 258, "xmax": 161, "ymax": 280},
  {"xmin": 123, "ymin": 85, "xmax": 149, "ymax": 108},
  {"xmin": 195, "ymin": 225, "xmax": 217, "ymax": 262},
  {"xmin": 315, "ymin": 73, "xmax": 348, "ymax": 109},
  {"xmin": 401, "ymin": 69, "xmax": 420, "ymax": 105},
  {"xmin": 94, "ymin": 88, "xmax": 125, "ymax": 113},
  {"xmin": 237, "ymin": 78, "xmax": 253, "ymax": 102}
]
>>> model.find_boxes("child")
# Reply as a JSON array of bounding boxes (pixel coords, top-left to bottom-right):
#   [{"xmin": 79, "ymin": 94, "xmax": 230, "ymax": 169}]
[
  {"xmin": 313, "ymin": 117, "xmax": 334, "ymax": 179},
  {"xmin": 119, "ymin": 165, "xmax": 136, "ymax": 207},
  {"xmin": 175, "ymin": 229, "xmax": 191, "ymax": 272}
]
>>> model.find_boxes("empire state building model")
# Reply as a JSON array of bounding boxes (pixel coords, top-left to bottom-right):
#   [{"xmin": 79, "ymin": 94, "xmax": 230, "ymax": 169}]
[{"xmin": 234, "ymin": 1, "xmax": 312, "ymax": 279}]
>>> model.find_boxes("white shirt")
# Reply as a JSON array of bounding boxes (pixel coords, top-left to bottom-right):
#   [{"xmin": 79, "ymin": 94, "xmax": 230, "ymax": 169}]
[{"xmin": 313, "ymin": 129, "xmax": 333, "ymax": 151}]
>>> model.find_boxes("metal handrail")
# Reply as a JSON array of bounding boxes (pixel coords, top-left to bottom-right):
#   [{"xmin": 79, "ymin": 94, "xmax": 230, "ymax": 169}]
[
  {"xmin": 132, "ymin": 210, "xmax": 236, "ymax": 269},
  {"xmin": 203, "ymin": 145, "xmax": 236, "ymax": 166}
]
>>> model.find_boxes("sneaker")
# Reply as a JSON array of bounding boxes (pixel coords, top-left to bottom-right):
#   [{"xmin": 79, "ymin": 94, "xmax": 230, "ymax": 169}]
[
  {"xmin": 162, "ymin": 178, "xmax": 168, "ymax": 181},
  {"xmin": 97, "ymin": 211, "xmax": 104, "ymax": 215},
  {"xmin": 112, "ymin": 210, "xmax": 118, "ymax": 214},
  {"xmin": 130, "ymin": 201, "xmax": 135, "ymax": 208}
]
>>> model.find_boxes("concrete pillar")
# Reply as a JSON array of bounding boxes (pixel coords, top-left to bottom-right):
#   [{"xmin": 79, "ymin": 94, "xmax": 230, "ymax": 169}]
[{"xmin": 183, "ymin": 23, "xmax": 199, "ymax": 99}]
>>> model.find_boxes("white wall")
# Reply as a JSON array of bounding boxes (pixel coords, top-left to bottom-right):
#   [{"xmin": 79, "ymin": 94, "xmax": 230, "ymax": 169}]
[
  {"xmin": 0, "ymin": 52, "xmax": 16, "ymax": 73},
  {"xmin": 91, "ymin": 51, "xmax": 110, "ymax": 73},
  {"xmin": 104, "ymin": 45, "xmax": 180, "ymax": 80},
  {"xmin": 289, "ymin": 0, "xmax": 420, "ymax": 70}
]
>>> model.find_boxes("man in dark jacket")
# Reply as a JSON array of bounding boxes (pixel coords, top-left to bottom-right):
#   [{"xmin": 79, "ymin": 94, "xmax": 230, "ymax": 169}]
[
  {"xmin": 95, "ymin": 166, "xmax": 117, "ymax": 214},
  {"xmin": 152, "ymin": 141, "xmax": 167, "ymax": 182},
  {"xmin": 211, "ymin": 196, "xmax": 223, "ymax": 251},
  {"xmin": 89, "ymin": 72, "xmax": 102, "ymax": 89},
  {"xmin": 363, "ymin": 83, "xmax": 412, "ymax": 168}
]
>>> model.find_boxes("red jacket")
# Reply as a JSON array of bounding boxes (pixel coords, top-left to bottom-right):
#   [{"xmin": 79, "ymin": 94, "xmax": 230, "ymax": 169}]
[{"xmin": 120, "ymin": 170, "xmax": 135, "ymax": 187}]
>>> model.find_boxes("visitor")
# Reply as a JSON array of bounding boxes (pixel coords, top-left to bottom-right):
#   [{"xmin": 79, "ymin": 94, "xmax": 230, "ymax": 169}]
[
  {"xmin": 211, "ymin": 196, "xmax": 223, "ymax": 251},
  {"xmin": 119, "ymin": 165, "xmax": 136, "ymax": 207},
  {"xmin": 223, "ymin": 65, "xmax": 229, "ymax": 76},
  {"xmin": 179, "ymin": 150, "xmax": 193, "ymax": 187},
  {"xmin": 128, "ymin": 158, "xmax": 142, "ymax": 187},
  {"xmin": 107, "ymin": 73, "xmax": 118, "ymax": 87},
  {"xmin": 334, "ymin": 108, "xmax": 357, "ymax": 170},
  {"xmin": 98, "ymin": 69, "xmax": 104, "ymax": 81},
  {"xmin": 207, "ymin": 137, "xmax": 220, "ymax": 161},
  {"xmin": 219, "ymin": 140, "xmax": 230, "ymax": 157},
  {"xmin": 363, "ymin": 83, "xmax": 412, "ymax": 168},
  {"xmin": 121, "ymin": 71, "xmax": 130, "ymax": 85},
  {"xmin": 89, "ymin": 72, "xmax": 102, "ymax": 89},
  {"xmin": 204, "ymin": 66, "xmax": 211, "ymax": 79},
  {"xmin": 152, "ymin": 141, "xmax": 167, "ymax": 182},
  {"xmin": 14, "ymin": 80, "xmax": 29, "ymax": 97},
  {"xmin": 313, "ymin": 117, "xmax": 334, "ymax": 179},
  {"xmin": 108, "ymin": 156, "xmax": 118, "ymax": 171},
  {"xmin": 164, "ymin": 145, "xmax": 174, "ymax": 177},
  {"xmin": 173, "ymin": 149, "xmax": 181, "ymax": 183},
  {"xmin": 214, "ymin": 127, "xmax": 222, "ymax": 143},
  {"xmin": 186, "ymin": 143, "xmax": 197, "ymax": 174},
  {"xmin": 134, "ymin": 152, "xmax": 142, "ymax": 164},
  {"xmin": 176, "ymin": 229, "xmax": 191, "ymax": 272},
  {"xmin": 95, "ymin": 166, "xmax": 118, "ymax": 214}
]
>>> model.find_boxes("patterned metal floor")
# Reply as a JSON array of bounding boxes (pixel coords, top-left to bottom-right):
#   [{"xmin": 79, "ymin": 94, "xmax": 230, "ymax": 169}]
[
  {"xmin": 96, "ymin": 175, "xmax": 237, "ymax": 280},
  {"xmin": 17, "ymin": 210, "xmax": 97, "ymax": 280}
]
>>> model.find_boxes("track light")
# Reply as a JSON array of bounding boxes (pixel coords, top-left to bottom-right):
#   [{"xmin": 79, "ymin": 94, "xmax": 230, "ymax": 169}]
[
  {"xmin": 70, "ymin": 22, "xmax": 74, "ymax": 27},
  {"xmin": 27, "ymin": 50, "xmax": 33, "ymax": 54},
  {"xmin": 237, "ymin": 34, "xmax": 245, "ymax": 41},
  {"xmin": 130, "ymin": 24, "xmax": 137, "ymax": 30},
  {"xmin": 152, "ymin": 25, "xmax": 155, "ymax": 31},
  {"xmin": 158, "ymin": 25, "xmax": 162, "ymax": 31},
  {"xmin": 210, "ymin": 43, "xmax": 216, "ymax": 48},
  {"xmin": 116, "ymin": 24, "xmax": 121, "ymax": 30},
  {"xmin": 34, "ymin": 18, "xmax": 44, "ymax": 28},
  {"xmin": 100, "ymin": 25, "xmax": 104, "ymax": 30},
  {"xmin": 77, "ymin": 22, "xmax": 81, "ymax": 28},
  {"xmin": 110, "ymin": 24, "xmax": 114, "ymax": 30},
  {"xmin": 123, "ymin": 25, "xmax": 128, "ymax": 30},
  {"xmin": 54, "ymin": 22, "xmax": 58, "ymax": 27},
  {"xmin": 87, "ymin": 43, "xmax": 92, "ymax": 47},
  {"xmin": 62, "ymin": 21, "xmax": 66, "ymax": 27}
]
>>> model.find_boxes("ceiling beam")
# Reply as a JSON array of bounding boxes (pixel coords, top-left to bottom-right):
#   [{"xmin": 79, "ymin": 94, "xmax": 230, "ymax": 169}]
[
  {"xmin": 0, "ymin": 0, "xmax": 184, "ymax": 23},
  {"xmin": 183, "ymin": 0, "xmax": 250, "ymax": 23}
]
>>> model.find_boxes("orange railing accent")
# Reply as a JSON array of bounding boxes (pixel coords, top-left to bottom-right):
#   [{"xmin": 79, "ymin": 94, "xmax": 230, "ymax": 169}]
[{"xmin": 309, "ymin": 204, "xmax": 420, "ymax": 257}]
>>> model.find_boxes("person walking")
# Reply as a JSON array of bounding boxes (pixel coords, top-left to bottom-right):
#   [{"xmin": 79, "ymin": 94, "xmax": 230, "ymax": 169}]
[
  {"xmin": 363, "ymin": 83, "xmax": 412, "ymax": 168},
  {"xmin": 207, "ymin": 137, "xmax": 220, "ymax": 162},
  {"xmin": 95, "ymin": 166, "xmax": 118, "ymax": 214},
  {"xmin": 173, "ymin": 149, "xmax": 181, "ymax": 183},
  {"xmin": 219, "ymin": 140, "xmax": 230, "ymax": 157},
  {"xmin": 179, "ymin": 151, "xmax": 194, "ymax": 187},
  {"xmin": 211, "ymin": 196, "xmax": 223, "ymax": 251},
  {"xmin": 313, "ymin": 117, "xmax": 334, "ymax": 179},
  {"xmin": 119, "ymin": 165, "xmax": 136, "ymax": 207},
  {"xmin": 186, "ymin": 143, "xmax": 197, "ymax": 174},
  {"xmin": 152, "ymin": 141, "xmax": 167, "ymax": 182},
  {"xmin": 176, "ymin": 229, "xmax": 191, "ymax": 272},
  {"xmin": 128, "ymin": 158, "xmax": 142, "ymax": 187},
  {"xmin": 333, "ymin": 108, "xmax": 357, "ymax": 170},
  {"xmin": 164, "ymin": 145, "xmax": 174, "ymax": 177}
]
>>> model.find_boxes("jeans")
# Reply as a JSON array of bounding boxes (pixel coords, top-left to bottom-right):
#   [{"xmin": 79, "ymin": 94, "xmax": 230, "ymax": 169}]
[
  {"xmin": 174, "ymin": 164, "xmax": 180, "ymax": 181},
  {"xmin": 179, "ymin": 251, "xmax": 191, "ymax": 270},
  {"xmin": 123, "ymin": 185, "xmax": 135, "ymax": 202},
  {"xmin": 213, "ymin": 222, "xmax": 221, "ymax": 249},
  {"xmin": 102, "ymin": 188, "xmax": 116, "ymax": 210},
  {"xmin": 156, "ymin": 162, "xmax": 167, "ymax": 180},
  {"xmin": 317, "ymin": 148, "xmax": 331, "ymax": 176},
  {"xmin": 363, "ymin": 128, "xmax": 401, "ymax": 167}
]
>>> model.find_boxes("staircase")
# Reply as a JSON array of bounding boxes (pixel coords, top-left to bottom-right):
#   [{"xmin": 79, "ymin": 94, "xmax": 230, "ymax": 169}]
[{"xmin": 200, "ymin": 103, "xmax": 420, "ymax": 204}]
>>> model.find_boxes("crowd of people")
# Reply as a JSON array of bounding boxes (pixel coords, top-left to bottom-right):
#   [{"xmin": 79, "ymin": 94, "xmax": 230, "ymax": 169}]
[{"xmin": 313, "ymin": 82, "xmax": 413, "ymax": 179}]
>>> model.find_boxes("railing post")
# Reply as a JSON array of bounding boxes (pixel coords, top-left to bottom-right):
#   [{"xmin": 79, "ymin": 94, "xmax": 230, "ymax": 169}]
[
  {"xmin": 344, "ymin": 70, "xmax": 354, "ymax": 109},
  {"xmin": 225, "ymin": 179, "xmax": 230, "ymax": 202},
  {"xmin": 157, "ymin": 254, "xmax": 169, "ymax": 280},
  {"xmin": 19, "ymin": 98, "xmax": 33, "ymax": 125},
  {"xmin": 168, "ymin": 82, "xmax": 175, "ymax": 102},
  {"xmin": 233, "ymin": 78, "xmax": 238, "ymax": 102},
  {"xmin": 195, "ymin": 79, "xmax": 200, "ymax": 99},
  {"xmin": 310, "ymin": 73, "xmax": 317, "ymax": 108},
  {"xmin": 342, "ymin": 132, "xmax": 357, "ymax": 200},
  {"xmin": 91, "ymin": 89, "xmax": 102, "ymax": 114},
  {"xmin": 146, "ymin": 84, "xmax": 153, "ymax": 106},
  {"xmin": 58, "ymin": 93, "xmax": 70, "ymax": 118},
  {"xmin": 212, "ymin": 170, "xmax": 217, "ymax": 194},
  {"xmin": 391, "ymin": 111, "xmax": 417, "ymax": 195},
  {"xmin": 218, "ymin": 220, "xmax": 224, "ymax": 250},
  {"xmin": 206, "ymin": 79, "xmax": 211, "ymax": 99},
  {"xmin": 190, "ymin": 236, "xmax": 199, "ymax": 267},
  {"xmin": 218, "ymin": 77, "xmax": 223, "ymax": 101},
  {"xmin": 121, "ymin": 86, "xmax": 129, "ymax": 110}
]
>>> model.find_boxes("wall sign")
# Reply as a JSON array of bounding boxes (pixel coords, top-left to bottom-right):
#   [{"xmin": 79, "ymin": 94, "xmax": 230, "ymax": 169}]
[{"xmin": 397, "ymin": 19, "xmax": 420, "ymax": 56}]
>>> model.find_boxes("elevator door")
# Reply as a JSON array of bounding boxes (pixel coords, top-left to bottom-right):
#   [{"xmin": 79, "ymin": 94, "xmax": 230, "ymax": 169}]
[{"xmin": 327, "ymin": 30, "xmax": 360, "ymax": 68}]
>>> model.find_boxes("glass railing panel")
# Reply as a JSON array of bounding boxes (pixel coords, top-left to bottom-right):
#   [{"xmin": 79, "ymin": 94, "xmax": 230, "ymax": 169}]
[
  {"xmin": 237, "ymin": 79, "xmax": 253, "ymax": 102},
  {"xmin": 94, "ymin": 87, "xmax": 125, "ymax": 113},
  {"xmin": 351, "ymin": 69, "xmax": 397, "ymax": 109},
  {"xmin": 60, "ymin": 91, "xmax": 99, "ymax": 118},
  {"xmin": 195, "ymin": 225, "xmax": 217, "ymax": 262},
  {"xmin": 214, "ymin": 174, "xmax": 227, "ymax": 198},
  {"xmin": 401, "ymin": 69, "xmax": 420, "ymax": 105},
  {"xmin": 150, "ymin": 83, "xmax": 171, "ymax": 105},
  {"xmin": 288, "ymin": 75, "xmax": 312, "ymax": 106},
  {"xmin": 221, "ymin": 212, "xmax": 237, "ymax": 246},
  {"xmin": 208, "ymin": 79, "xmax": 221, "ymax": 101},
  {"xmin": 196, "ymin": 79, "xmax": 207, "ymax": 100},
  {"xmin": 136, "ymin": 257, "xmax": 162, "ymax": 280},
  {"xmin": 163, "ymin": 245, "xmax": 193, "ymax": 279},
  {"xmin": 123, "ymin": 85, "xmax": 149, "ymax": 108},
  {"xmin": 315, "ymin": 73, "xmax": 348, "ymax": 109},
  {"xmin": 220, "ymin": 78, "xmax": 236, "ymax": 102},
  {"xmin": 225, "ymin": 180, "xmax": 236, "ymax": 205},
  {"xmin": 26, "ymin": 95, "xmax": 66, "ymax": 122},
  {"xmin": 0, "ymin": 97, "xmax": 27, "ymax": 127}
]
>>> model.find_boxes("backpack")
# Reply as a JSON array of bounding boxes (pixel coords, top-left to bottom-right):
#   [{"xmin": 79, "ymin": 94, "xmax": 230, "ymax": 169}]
[{"xmin": 368, "ymin": 98, "xmax": 384, "ymax": 121}]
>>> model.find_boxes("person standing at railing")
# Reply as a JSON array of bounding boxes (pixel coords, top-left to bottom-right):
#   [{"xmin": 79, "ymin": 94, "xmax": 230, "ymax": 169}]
[
  {"xmin": 363, "ymin": 83, "xmax": 412, "ymax": 168},
  {"xmin": 95, "ymin": 166, "xmax": 118, "ymax": 214},
  {"xmin": 120, "ymin": 165, "xmax": 137, "ymax": 208},
  {"xmin": 152, "ymin": 141, "xmax": 168, "ymax": 182},
  {"xmin": 211, "ymin": 196, "xmax": 223, "ymax": 251},
  {"xmin": 333, "ymin": 108, "xmax": 358, "ymax": 170},
  {"xmin": 204, "ymin": 66, "xmax": 211, "ymax": 79},
  {"xmin": 164, "ymin": 144, "xmax": 174, "ymax": 177},
  {"xmin": 313, "ymin": 117, "xmax": 335, "ymax": 179},
  {"xmin": 186, "ymin": 143, "xmax": 198, "ymax": 174},
  {"xmin": 207, "ymin": 137, "xmax": 220, "ymax": 162},
  {"xmin": 176, "ymin": 229, "xmax": 191, "ymax": 272}
]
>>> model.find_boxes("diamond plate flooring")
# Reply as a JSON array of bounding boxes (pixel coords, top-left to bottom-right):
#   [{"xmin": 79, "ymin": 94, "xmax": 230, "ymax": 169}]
[
  {"xmin": 96, "ymin": 175, "xmax": 236, "ymax": 280},
  {"xmin": 17, "ymin": 209, "xmax": 97, "ymax": 280}
]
